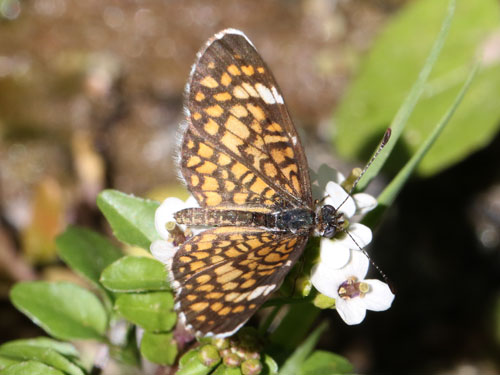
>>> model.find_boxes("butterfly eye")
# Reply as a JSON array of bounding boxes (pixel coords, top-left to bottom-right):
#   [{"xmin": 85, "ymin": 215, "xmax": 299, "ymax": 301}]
[
  {"xmin": 323, "ymin": 225, "xmax": 336, "ymax": 239},
  {"xmin": 321, "ymin": 205, "xmax": 336, "ymax": 220}
]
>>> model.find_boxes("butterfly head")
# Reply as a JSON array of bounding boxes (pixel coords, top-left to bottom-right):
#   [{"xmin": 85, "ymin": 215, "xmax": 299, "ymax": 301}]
[{"xmin": 317, "ymin": 204, "xmax": 346, "ymax": 239}]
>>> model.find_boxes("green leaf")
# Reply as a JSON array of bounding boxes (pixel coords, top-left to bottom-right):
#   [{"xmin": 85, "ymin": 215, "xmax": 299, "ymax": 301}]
[
  {"xmin": 100, "ymin": 256, "xmax": 169, "ymax": 292},
  {"xmin": 140, "ymin": 332, "xmax": 178, "ymax": 365},
  {"xmin": 262, "ymin": 355, "xmax": 279, "ymax": 375},
  {"xmin": 177, "ymin": 349, "xmax": 214, "ymax": 375},
  {"xmin": 364, "ymin": 62, "xmax": 480, "ymax": 225},
  {"xmin": 335, "ymin": 0, "xmax": 500, "ymax": 178},
  {"xmin": 279, "ymin": 322, "xmax": 328, "ymax": 375},
  {"xmin": 0, "ymin": 357, "xmax": 20, "ymax": 370},
  {"xmin": 97, "ymin": 190, "xmax": 160, "ymax": 250},
  {"xmin": 10, "ymin": 282, "xmax": 107, "ymax": 341},
  {"xmin": 0, "ymin": 344, "xmax": 84, "ymax": 375},
  {"xmin": 299, "ymin": 351, "xmax": 353, "ymax": 375},
  {"xmin": 56, "ymin": 226, "xmax": 122, "ymax": 286},
  {"xmin": 1, "ymin": 338, "xmax": 79, "ymax": 359},
  {"xmin": 115, "ymin": 292, "xmax": 176, "ymax": 332},
  {"xmin": 0, "ymin": 361, "xmax": 66, "ymax": 375}
]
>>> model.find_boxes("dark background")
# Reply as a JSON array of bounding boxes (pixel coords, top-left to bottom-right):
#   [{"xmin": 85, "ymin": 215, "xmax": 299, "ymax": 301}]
[{"xmin": 0, "ymin": 0, "xmax": 498, "ymax": 374}]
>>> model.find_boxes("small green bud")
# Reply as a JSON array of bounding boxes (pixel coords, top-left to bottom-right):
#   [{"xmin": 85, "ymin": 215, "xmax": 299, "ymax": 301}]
[
  {"xmin": 198, "ymin": 344, "xmax": 220, "ymax": 367},
  {"xmin": 223, "ymin": 353, "xmax": 241, "ymax": 368},
  {"xmin": 313, "ymin": 293, "xmax": 336, "ymax": 309},
  {"xmin": 294, "ymin": 276, "xmax": 312, "ymax": 297},
  {"xmin": 241, "ymin": 358, "xmax": 263, "ymax": 375},
  {"xmin": 213, "ymin": 337, "xmax": 229, "ymax": 350}
]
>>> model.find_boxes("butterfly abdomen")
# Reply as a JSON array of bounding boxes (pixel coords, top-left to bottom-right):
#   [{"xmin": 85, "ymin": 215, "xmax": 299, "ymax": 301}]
[{"xmin": 175, "ymin": 207, "xmax": 315, "ymax": 233}]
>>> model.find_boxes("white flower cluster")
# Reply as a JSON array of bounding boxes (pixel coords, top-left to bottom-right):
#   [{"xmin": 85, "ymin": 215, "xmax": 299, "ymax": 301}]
[{"xmin": 311, "ymin": 170, "xmax": 394, "ymax": 325}]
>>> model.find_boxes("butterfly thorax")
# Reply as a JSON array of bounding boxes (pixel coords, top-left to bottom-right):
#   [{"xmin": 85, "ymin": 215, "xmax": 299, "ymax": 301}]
[{"xmin": 175, "ymin": 205, "xmax": 344, "ymax": 237}]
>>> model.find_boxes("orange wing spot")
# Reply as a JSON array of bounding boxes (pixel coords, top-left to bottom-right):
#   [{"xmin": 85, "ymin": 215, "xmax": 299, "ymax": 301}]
[
  {"xmin": 226, "ymin": 115, "xmax": 250, "ymax": 140},
  {"xmin": 198, "ymin": 142, "xmax": 214, "ymax": 159},
  {"xmin": 247, "ymin": 238, "xmax": 264, "ymax": 248},
  {"xmin": 225, "ymin": 247, "xmax": 243, "ymax": 257},
  {"xmin": 204, "ymin": 104, "xmax": 224, "ymax": 117},
  {"xmin": 270, "ymin": 148, "xmax": 286, "ymax": 164},
  {"xmin": 193, "ymin": 112, "xmax": 202, "ymax": 120},
  {"xmin": 284, "ymin": 147, "xmax": 294, "ymax": 158},
  {"xmin": 202, "ymin": 176, "xmax": 219, "ymax": 191},
  {"xmin": 249, "ymin": 178, "xmax": 268, "ymax": 195},
  {"xmin": 191, "ymin": 175, "xmax": 199, "ymax": 186},
  {"xmin": 191, "ymin": 302, "xmax": 209, "ymax": 312},
  {"xmin": 257, "ymin": 247, "xmax": 273, "ymax": 257},
  {"xmin": 250, "ymin": 120, "xmax": 262, "ymax": 134},
  {"xmin": 204, "ymin": 118, "xmax": 219, "ymax": 135},
  {"xmin": 222, "ymin": 282, "xmax": 238, "ymax": 290},
  {"xmin": 257, "ymin": 67, "xmax": 265, "ymax": 73},
  {"xmin": 208, "ymin": 61, "xmax": 215, "ymax": 69},
  {"xmin": 234, "ymin": 54, "xmax": 242, "ymax": 59},
  {"xmin": 218, "ymin": 240, "xmax": 232, "ymax": 247},
  {"xmin": 217, "ymin": 269, "xmax": 243, "ymax": 284},
  {"xmin": 225, "ymin": 292, "xmax": 239, "ymax": 301},
  {"xmin": 264, "ymin": 199, "xmax": 274, "ymax": 205},
  {"xmin": 233, "ymin": 305, "xmax": 245, "ymax": 313},
  {"xmin": 190, "ymin": 260, "xmax": 205, "ymax": 271},
  {"xmin": 200, "ymin": 75, "xmax": 219, "ymax": 88},
  {"xmin": 265, "ymin": 253, "xmax": 284, "ymax": 263},
  {"xmin": 230, "ymin": 104, "xmax": 249, "ymax": 118},
  {"xmin": 187, "ymin": 155, "xmax": 202, "ymax": 168},
  {"xmin": 241, "ymin": 65, "xmax": 255, "ymax": 76},
  {"xmin": 196, "ymin": 315, "xmax": 206, "ymax": 322},
  {"xmin": 233, "ymin": 192, "xmax": 249, "ymax": 205},
  {"xmin": 221, "ymin": 131, "xmax": 244, "ymax": 156},
  {"xmin": 193, "ymin": 251, "xmax": 209, "ymax": 259},
  {"xmin": 179, "ymin": 256, "xmax": 191, "ymax": 263},
  {"xmin": 259, "ymin": 270, "xmax": 276, "ymax": 276},
  {"xmin": 233, "ymin": 85, "xmax": 250, "ymax": 99},
  {"xmin": 242, "ymin": 82, "xmax": 259, "ymax": 97},
  {"xmin": 187, "ymin": 294, "xmax": 197, "ymax": 301},
  {"xmin": 196, "ymin": 274, "xmax": 211, "ymax": 283},
  {"xmin": 264, "ymin": 162, "xmax": 278, "ymax": 177},
  {"xmin": 196, "ymin": 284, "xmax": 215, "ymax": 292},
  {"xmin": 223, "ymin": 179, "xmax": 235, "ymax": 192},
  {"xmin": 241, "ymin": 271, "xmax": 255, "ymax": 279},
  {"xmin": 210, "ymin": 255, "xmax": 224, "ymax": 264},
  {"xmin": 184, "ymin": 244, "xmax": 192, "ymax": 251},
  {"xmin": 287, "ymin": 238, "xmax": 298, "ymax": 248},
  {"xmin": 207, "ymin": 292, "xmax": 223, "ymax": 299},
  {"xmin": 242, "ymin": 173, "xmax": 253, "ymax": 185},
  {"xmin": 221, "ymin": 72, "xmax": 232, "ymax": 86},
  {"xmin": 214, "ymin": 262, "xmax": 234, "ymax": 276},
  {"xmin": 282, "ymin": 164, "xmax": 299, "ymax": 178},
  {"xmin": 204, "ymin": 192, "xmax": 222, "ymax": 206},
  {"xmin": 265, "ymin": 189, "xmax": 275, "ymax": 199},
  {"xmin": 219, "ymin": 306, "xmax": 232, "ymax": 315},
  {"xmin": 267, "ymin": 122, "xmax": 283, "ymax": 133},
  {"xmin": 220, "ymin": 170, "xmax": 229, "ymax": 179},
  {"xmin": 264, "ymin": 134, "xmax": 288, "ymax": 143},
  {"xmin": 241, "ymin": 279, "xmax": 256, "ymax": 288},
  {"xmin": 201, "ymin": 233, "xmax": 218, "ymax": 242},
  {"xmin": 227, "ymin": 64, "xmax": 241, "ymax": 76},
  {"xmin": 187, "ymin": 140, "xmax": 195, "ymax": 149},
  {"xmin": 247, "ymin": 103, "xmax": 266, "ymax": 122},
  {"xmin": 211, "ymin": 302, "xmax": 223, "ymax": 312},
  {"xmin": 214, "ymin": 92, "xmax": 232, "ymax": 101},
  {"xmin": 195, "ymin": 92, "xmax": 205, "ymax": 101},
  {"xmin": 291, "ymin": 175, "xmax": 301, "ymax": 194},
  {"xmin": 217, "ymin": 153, "xmax": 232, "ymax": 166},
  {"xmin": 196, "ymin": 161, "xmax": 217, "ymax": 174}
]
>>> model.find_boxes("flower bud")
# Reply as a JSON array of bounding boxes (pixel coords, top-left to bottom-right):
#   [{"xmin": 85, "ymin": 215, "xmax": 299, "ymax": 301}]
[
  {"xmin": 241, "ymin": 358, "xmax": 263, "ymax": 375},
  {"xmin": 198, "ymin": 344, "xmax": 220, "ymax": 367},
  {"xmin": 223, "ymin": 353, "xmax": 242, "ymax": 368},
  {"xmin": 313, "ymin": 293, "xmax": 336, "ymax": 309}
]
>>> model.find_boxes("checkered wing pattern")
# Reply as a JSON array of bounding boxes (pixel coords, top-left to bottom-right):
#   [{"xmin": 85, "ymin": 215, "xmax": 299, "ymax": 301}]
[
  {"xmin": 180, "ymin": 29, "xmax": 312, "ymax": 210},
  {"xmin": 171, "ymin": 227, "xmax": 309, "ymax": 336},
  {"xmin": 173, "ymin": 29, "xmax": 314, "ymax": 337}
]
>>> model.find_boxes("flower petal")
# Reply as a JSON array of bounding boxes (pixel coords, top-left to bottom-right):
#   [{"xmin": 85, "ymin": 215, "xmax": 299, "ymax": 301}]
[
  {"xmin": 324, "ymin": 182, "xmax": 356, "ymax": 218},
  {"xmin": 150, "ymin": 239, "xmax": 177, "ymax": 265},
  {"xmin": 184, "ymin": 194, "xmax": 199, "ymax": 208},
  {"xmin": 154, "ymin": 197, "xmax": 186, "ymax": 239},
  {"xmin": 319, "ymin": 238, "xmax": 351, "ymax": 269},
  {"xmin": 335, "ymin": 297, "xmax": 367, "ymax": 325},
  {"xmin": 361, "ymin": 279, "xmax": 395, "ymax": 311},
  {"xmin": 340, "ymin": 249, "xmax": 370, "ymax": 280},
  {"xmin": 342, "ymin": 223, "xmax": 372, "ymax": 249},
  {"xmin": 353, "ymin": 193, "xmax": 377, "ymax": 215},
  {"xmin": 311, "ymin": 263, "xmax": 347, "ymax": 298}
]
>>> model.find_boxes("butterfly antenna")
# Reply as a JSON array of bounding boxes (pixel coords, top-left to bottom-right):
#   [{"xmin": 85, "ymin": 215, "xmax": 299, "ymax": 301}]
[
  {"xmin": 335, "ymin": 128, "xmax": 392, "ymax": 212},
  {"xmin": 344, "ymin": 228, "xmax": 395, "ymax": 293}
]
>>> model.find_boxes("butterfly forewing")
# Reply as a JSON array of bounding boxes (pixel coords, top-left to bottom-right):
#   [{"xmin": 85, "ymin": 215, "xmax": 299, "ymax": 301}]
[
  {"xmin": 172, "ymin": 227, "xmax": 309, "ymax": 336},
  {"xmin": 173, "ymin": 29, "xmax": 314, "ymax": 337},
  {"xmin": 181, "ymin": 30, "xmax": 312, "ymax": 209}
]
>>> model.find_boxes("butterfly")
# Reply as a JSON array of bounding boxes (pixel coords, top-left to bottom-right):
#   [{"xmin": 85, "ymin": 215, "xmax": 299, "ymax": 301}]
[{"xmin": 169, "ymin": 29, "xmax": 345, "ymax": 337}]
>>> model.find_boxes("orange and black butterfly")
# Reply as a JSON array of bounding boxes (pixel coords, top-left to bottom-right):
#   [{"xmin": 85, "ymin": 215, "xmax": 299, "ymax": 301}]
[{"xmin": 170, "ymin": 29, "xmax": 345, "ymax": 337}]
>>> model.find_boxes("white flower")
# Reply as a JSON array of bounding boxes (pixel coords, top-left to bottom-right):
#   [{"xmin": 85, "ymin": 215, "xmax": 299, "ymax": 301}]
[
  {"xmin": 150, "ymin": 195, "xmax": 198, "ymax": 265},
  {"xmin": 311, "ymin": 250, "xmax": 395, "ymax": 325},
  {"xmin": 317, "ymin": 170, "xmax": 377, "ymax": 269}
]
